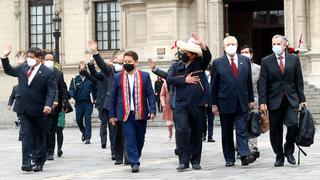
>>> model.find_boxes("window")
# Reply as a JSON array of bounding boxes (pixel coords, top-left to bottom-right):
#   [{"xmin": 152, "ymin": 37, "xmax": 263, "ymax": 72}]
[
  {"xmin": 29, "ymin": 0, "xmax": 54, "ymax": 51},
  {"xmin": 253, "ymin": 10, "xmax": 284, "ymax": 28},
  {"xmin": 95, "ymin": 1, "xmax": 120, "ymax": 50}
]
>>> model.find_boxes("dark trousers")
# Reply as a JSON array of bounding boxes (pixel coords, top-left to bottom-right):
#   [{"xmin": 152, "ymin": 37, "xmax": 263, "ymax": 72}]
[
  {"xmin": 174, "ymin": 106, "xmax": 205, "ymax": 166},
  {"xmin": 269, "ymin": 96, "xmax": 298, "ymax": 158},
  {"xmin": 156, "ymin": 96, "xmax": 163, "ymax": 113},
  {"xmin": 75, "ymin": 102, "xmax": 93, "ymax": 140},
  {"xmin": 99, "ymin": 109, "xmax": 116, "ymax": 155},
  {"xmin": 220, "ymin": 110, "xmax": 250, "ymax": 163},
  {"xmin": 47, "ymin": 112, "xmax": 64, "ymax": 155},
  {"xmin": 19, "ymin": 113, "xmax": 47, "ymax": 166},
  {"xmin": 202, "ymin": 106, "xmax": 214, "ymax": 139},
  {"xmin": 114, "ymin": 121, "xmax": 129, "ymax": 163},
  {"xmin": 122, "ymin": 112, "xmax": 147, "ymax": 167}
]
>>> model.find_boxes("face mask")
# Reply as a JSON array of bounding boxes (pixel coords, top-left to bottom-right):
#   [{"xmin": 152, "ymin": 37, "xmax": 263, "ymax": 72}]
[
  {"xmin": 178, "ymin": 51, "xmax": 190, "ymax": 63},
  {"xmin": 27, "ymin": 58, "xmax": 37, "ymax": 67},
  {"xmin": 113, "ymin": 63, "xmax": 123, "ymax": 72},
  {"xmin": 44, "ymin": 60, "xmax": 54, "ymax": 69},
  {"xmin": 123, "ymin": 63, "xmax": 135, "ymax": 72},
  {"xmin": 225, "ymin": 45, "xmax": 237, "ymax": 56},
  {"xmin": 241, "ymin": 53, "xmax": 252, "ymax": 59},
  {"xmin": 79, "ymin": 71, "xmax": 86, "ymax": 76},
  {"xmin": 272, "ymin": 45, "xmax": 282, "ymax": 55}
]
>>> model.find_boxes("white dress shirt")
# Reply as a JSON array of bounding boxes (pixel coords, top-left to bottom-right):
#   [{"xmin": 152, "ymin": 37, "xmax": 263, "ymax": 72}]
[
  {"xmin": 126, "ymin": 71, "xmax": 137, "ymax": 111},
  {"xmin": 275, "ymin": 52, "xmax": 286, "ymax": 68},
  {"xmin": 227, "ymin": 54, "xmax": 238, "ymax": 68},
  {"xmin": 28, "ymin": 63, "xmax": 41, "ymax": 85}
]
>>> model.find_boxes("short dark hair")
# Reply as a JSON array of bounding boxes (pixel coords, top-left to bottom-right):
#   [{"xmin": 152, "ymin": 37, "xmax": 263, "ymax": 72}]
[
  {"xmin": 239, "ymin": 45, "xmax": 253, "ymax": 54},
  {"xmin": 27, "ymin": 47, "xmax": 43, "ymax": 58},
  {"xmin": 44, "ymin": 51, "xmax": 56, "ymax": 60},
  {"xmin": 123, "ymin": 51, "xmax": 139, "ymax": 61}
]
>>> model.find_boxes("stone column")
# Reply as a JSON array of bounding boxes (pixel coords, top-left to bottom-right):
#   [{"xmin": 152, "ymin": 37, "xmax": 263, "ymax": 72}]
[
  {"xmin": 13, "ymin": 0, "xmax": 21, "ymax": 51},
  {"xmin": 196, "ymin": 0, "xmax": 207, "ymax": 43},
  {"xmin": 309, "ymin": 0, "xmax": 320, "ymax": 53},
  {"xmin": 284, "ymin": 0, "xmax": 294, "ymax": 46},
  {"xmin": 207, "ymin": 0, "xmax": 224, "ymax": 58},
  {"xmin": 293, "ymin": 0, "xmax": 308, "ymax": 52}
]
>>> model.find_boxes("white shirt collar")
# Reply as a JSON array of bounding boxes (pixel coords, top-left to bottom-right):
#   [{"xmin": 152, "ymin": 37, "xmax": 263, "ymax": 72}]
[{"xmin": 226, "ymin": 54, "xmax": 238, "ymax": 68}]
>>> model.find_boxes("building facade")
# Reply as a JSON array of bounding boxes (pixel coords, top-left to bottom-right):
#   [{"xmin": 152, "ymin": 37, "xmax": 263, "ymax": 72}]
[{"xmin": 0, "ymin": 0, "xmax": 319, "ymax": 126}]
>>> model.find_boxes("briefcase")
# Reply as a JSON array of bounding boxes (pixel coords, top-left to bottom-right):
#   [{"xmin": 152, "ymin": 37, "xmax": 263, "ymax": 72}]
[{"xmin": 260, "ymin": 111, "xmax": 269, "ymax": 133}]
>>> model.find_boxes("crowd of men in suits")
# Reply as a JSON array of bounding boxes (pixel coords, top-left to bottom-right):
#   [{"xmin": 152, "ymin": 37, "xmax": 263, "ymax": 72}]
[{"xmin": 1, "ymin": 32, "xmax": 306, "ymax": 173}]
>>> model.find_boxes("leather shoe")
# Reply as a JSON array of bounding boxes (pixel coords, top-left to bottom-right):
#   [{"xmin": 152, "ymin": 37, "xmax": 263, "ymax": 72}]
[
  {"xmin": 21, "ymin": 165, "xmax": 33, "ymax": 172},
  {"xmin": 85, "ymin": 140, "xmax": 90, "ymax": 144},
  {"xmin": 81, "ymin": 135, "xmax": 85, "ymax": 142},
  {"xmin": 252, "ymin": 151, "xmax": 260, "ymax": 159},
  {"xmin": 192, "ymin": 164, "xmax": 201, "ymax": 170},
  {"xmin": 176, "ymin": 163, "xmax": 189, "ymax": 172},
  {"xmin": 274, "ymin": 157, "xmax": 284, "ymax": 167},
  {"xmin": 124, "ymin": 160, "xmax": 130, "ymax": 165},
  {"xmin": 131, "ymin": 165, "xmax": 139, "ymax": 173},
  {"xmin": 225, "ymin": 162, "xmax": 235, "ymax": 167},
  {"xmin": 47, "ymin": 154, "xmax": 54, "ymax": 161},
  {"xmin": 57, "ymin": 150, "xmax": 63, "ymax": 157},
  {"xmin": 33, "ymin": 165, "xmax": 43, "ymax": 172},
  {"xmin": 101, "ymin": 144, "xmax": 106, "ymax": 149},
  {"xmin": 111, "ymin": 154, "xmax": 116, "ymax": 161},
  {"xmin": 241, "ymin": 156, "xmax": 256, "ymax": 166},
  {"xmin": 286, "ymin": 154, "xmax": 296, "ymax": 165},
  {"xmin": 114, "ymin": 160, "xmax": 123, "ymax": 165},
  {"xmin": 207, "ymin": 139, "xmax": 215, "ymax": 143}
]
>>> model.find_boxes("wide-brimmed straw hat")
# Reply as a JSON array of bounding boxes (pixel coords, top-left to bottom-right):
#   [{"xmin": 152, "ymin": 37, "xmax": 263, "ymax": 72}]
[{"xmin": 176, "ymin": 38, "xmax": 203, "ymax": 57}]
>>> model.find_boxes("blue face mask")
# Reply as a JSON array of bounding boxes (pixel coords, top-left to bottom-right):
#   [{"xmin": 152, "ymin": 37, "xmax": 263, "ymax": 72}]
[{"xmin": 272, "ymin": 45, "xmax": 282, "ymax": 55}]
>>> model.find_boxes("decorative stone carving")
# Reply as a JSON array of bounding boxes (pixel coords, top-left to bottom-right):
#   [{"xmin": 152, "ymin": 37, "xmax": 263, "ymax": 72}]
[
  {"xmin": 84, "ymin": 0, "xmax": 90, "ymax": 12},
  {"xmin": 13, "ymin": 0, "xmax": 21, "ymax": 18},
  {"xmin": 54, "ymin": 0, "xmax": 62, "ymax": 14}
]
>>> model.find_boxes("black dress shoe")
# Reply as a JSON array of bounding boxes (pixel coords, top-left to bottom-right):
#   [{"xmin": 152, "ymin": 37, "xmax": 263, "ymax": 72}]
[
  {"xmin": 57, "ymin": 150, "xmax": 63, "ymax": 157},
  {"xmin": 114, "ymin": 160, "xmax": 123, "ymax": 165},
  {"xmin": 252, "ymin": 151, "xmax": 260, "ymax": 159},
  {"xmin": 124, "ymin": 160, "xmax": 130, "ymax": 165},
  {"xmin": 207, "ymin": 139, "xmax": 215, "ymax": 142},
  {"xmin": 47, "ymin": 154, "xmax": 54, "ymax": 161},
  {"xmin": 225, "ymin": 162, "xmax": 235, "ymax": 167},
  {"xmin": 81, "ymin": 135, "xmax": 85, "ymax": 142},
  {"xmin": 274, "ymin": 157, "xmax": 284, "ymax": 167},
  {"xmin": 176, "ymin": 163, "xmax": 189, "ymax": 172},
  {"xmin": 21, "ymin": 165, "xmax": 33, "ymax": 172},
  {"xmin": 131, "ymin": 165, "xmax": 139, "ymax": 173},
  {"xmin": 286, "ymin": 154, "xmax": 296, "ymax": 165},
  {"xmin": 101, "ymin": 144, "xmax": 106, "ymax": 149},
  {"xmin": 192, "ymin": 164, "xmax": 202, "ymax": 170},
  {"xmin": 241, "ymin": 156, "xmax": 256, "ymax": 166},
  {"xmin": 33, "ymin": 165, "xmax": 43, "ymax": 172},
  {"xmin": 85, "ymin": 140, "xmax": 91, "ymax": 144},
  {"xmin": 111, "ymin": 155, "xmax": 116, "ymax": 161}
]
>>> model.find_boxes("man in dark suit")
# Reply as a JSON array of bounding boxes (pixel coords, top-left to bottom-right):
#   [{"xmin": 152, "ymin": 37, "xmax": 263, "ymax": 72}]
[
  {"xmin": 8, "ymin": 85, "xmax": 22, "ymax": 140},
  {"xmin": 211, "ymin": 36, "xmax": 256, "ymax": 167},
  {"xmin": 1, "ymin": 46, "xmax": 56, "ymax": 172},
  {"xmin": 43, "ymin": 52, "xmax": 69, "ymax": 160},
  {"xmin": 259, "ymin": 35, "xmax": 306, "ymax": 167},
  {"xmin": 154, "ymin": 76, "xmax": 164, "ymax": 113},
  {"xmin": 109, "ymin": 51, "xmax": 156, "ymax": 173},
  {"xmin": 167, "ymin": 32, "xmax": 211, "ymax": 171}
]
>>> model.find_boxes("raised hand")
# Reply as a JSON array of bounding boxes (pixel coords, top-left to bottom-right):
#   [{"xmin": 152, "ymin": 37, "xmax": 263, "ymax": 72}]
[
  {"xmin": 147, "ymin": 58, "xmax": 156, "ymax": 70},
  {"xmin": 88, "ymin": 40, "xmax": 98, "ymax": 54},
  {"xmin": 18, "ymin": 51, "xmax": 26, "ymax": 65},
  {"xmin": 2, "ymin": 45, "xmax": 12, "ymax": 58},
  {"xmin": 191, "ymin": 32, "xmax": 205, "ymax": 49}
]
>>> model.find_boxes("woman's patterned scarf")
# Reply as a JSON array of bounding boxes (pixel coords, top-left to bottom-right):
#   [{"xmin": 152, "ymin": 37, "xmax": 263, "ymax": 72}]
[{"xmin": 120, "ymin": 70, "xmax": 144, "ymax": 122}]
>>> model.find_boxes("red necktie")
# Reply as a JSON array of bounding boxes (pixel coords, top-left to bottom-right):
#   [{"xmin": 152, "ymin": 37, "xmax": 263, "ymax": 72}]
[
  {"xmin": 279, "ymin": 55, "xmax": 284, "ymax": 75},
  {"xmin": 230, "ymin": 58, "xmax": 238, "ymax": 78},
  {"xmin": 26, "ymin": 67, "xmax": 34, "ymax": 78}
]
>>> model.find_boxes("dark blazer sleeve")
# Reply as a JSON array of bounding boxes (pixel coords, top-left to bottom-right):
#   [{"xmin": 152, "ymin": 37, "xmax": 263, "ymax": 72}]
[
  {"xmin": 294, "ymin": 57, "xmax": 306, "ymax": 103},
  {"xmin": 199, "ymin": 46, "xmax": 212, "ymax": 70},
  {"xmin": 8, "ymin": 86, "xmax": 16, "ymax": 106},
  {"xmin": 82, "ymin": 70, "xmax": 98, "ymax": 84},
  {"xmin": 258, "ymin": 58, "xmax": 268, "ymax": 105},
  {"xmin": 93, "ymin": 53, "xmax": 113, "ymax": 76},
  {"xmin": 109, "ymin": 75, "xmax": 119, "ymax": 119},
  {"xmin": 145, "ymin": 73, "xmax": 156, "ymax": 114},
  {"xmin": 1, "ymin": 58, "xmax": 19, "ymax": 77},
  {"xmin": 167, "ymin": 64, "xmax": 185, "ymax": 86},
  {"xmin": 246, "ymin": 58, "xmax": 254, "ymax": 102},
  {"xmin": 211, "ymin": 59, "xmax": 219, "ymax": 106},
  {"xmin": 151, "ymin": 68, "xmax": 168, "ymax": 80},
  {"xmin": 88, "ymin": 63, "xmax": 104, "ymax": 81},
  {"xmin": 45, "ymin": 71, "xmax": 57, "ymax": 108}
]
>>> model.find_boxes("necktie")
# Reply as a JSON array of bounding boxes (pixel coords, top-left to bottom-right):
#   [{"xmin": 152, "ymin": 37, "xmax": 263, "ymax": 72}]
[
  {"xmin": 26, "ymin": 67, "xmax": 34, "ymax": 78},
  {"xmin": 230, "ymin": 58, "xmax": 238, "ymax": 78},
  {"xmin": 279, "ymin": 55, "xmax": 284, "ymax": 75}
]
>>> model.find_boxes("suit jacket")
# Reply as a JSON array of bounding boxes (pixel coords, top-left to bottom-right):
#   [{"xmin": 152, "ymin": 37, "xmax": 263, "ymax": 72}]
[
  {"xmin": 152, "ymin": 68, "xmax": 168, "ymax": 80},
  {"xmin": 53, "ymin": 70, "xmax": 69, "ymax": 111},
  {"xmin": 167, "ymin": 48, "xmax": 212, "ymax": 109},
  {"xmin": 1, "ymin": 58, "xmax": 56, "ymax": 116},
  {"xmin": 8, "ymin": 85, "xmax": 19, "ymax": 112},
  {"xmin": 258, "ymin": 52, "xmax": 306, "ymax": 110},
  {"xmin": 109, "ymin": 70, "xmax": 156, "ymax": 121},
  {"xmin": 211, "ymin": 54, "xmax": 254, "ymax": 114}
]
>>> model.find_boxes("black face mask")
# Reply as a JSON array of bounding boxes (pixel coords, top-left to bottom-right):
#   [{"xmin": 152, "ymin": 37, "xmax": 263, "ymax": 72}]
[
  {"xmin": 123, "ymin": 63, "xmax": 135, "ymax": 72},
  {"xmin": 79, "ymin": 71, "xmax": 86, "ymax": 76},
  {"xmin": 178, "ymin": 51, "xmax": 190, "ymax": 63}
]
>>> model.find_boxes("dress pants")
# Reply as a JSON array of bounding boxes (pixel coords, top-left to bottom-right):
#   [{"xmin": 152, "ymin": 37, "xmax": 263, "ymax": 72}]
[
  {"xmin": 220, "ymin": 107, "xmax": 250, "ymax": 163},
  {"xmin": 203, "ymin": 106, "xmax": 214, "ymax": 139},
  {"xmin": 269, "ymin": 96, "xmax": 298, "ymax": 158},
  {"xmin": 19, "ymin": 113, "xmax": 47, "ymax": 166},
  {"xmin": 98, "ymin": 109, "xmax": 116, "ymax": 155},
  {"xmin": 122, "ymin": 112, "xmax": 147, "ymax": 167},
  {"xmin": 114, "ymin": 121, "xmax": 129, "ymax": 163},
  {"xmin": 47, "ymin": 110, "xmax": 64, "ymax": 155},
  {"xmin": 174, "ymin": 106, "xmax": 205, "ymax": 166},
  {"xmin": 75, "ymin": 102, "xmax": 93, "ymax": 140}
]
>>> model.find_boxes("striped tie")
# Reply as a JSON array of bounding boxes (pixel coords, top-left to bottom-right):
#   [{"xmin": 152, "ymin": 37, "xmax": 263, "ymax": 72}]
[{"xmin": 279, "ymin": 55, "xmax": 284, "ymax": 75}]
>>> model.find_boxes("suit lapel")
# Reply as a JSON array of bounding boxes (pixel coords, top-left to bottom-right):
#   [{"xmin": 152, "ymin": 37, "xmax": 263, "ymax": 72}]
[
  {"xmin": 237, "ymin": 55, "xmax": 243, "ymax": 78},
  {"xmin": 29, "ymin": 64, "xmax": 44, "ymax": 87},
  {"xmin": 222, "ymin": 55, "xmax": 236, "ymax": 80},
  {"xmin": 271, "ymin": 53, "xmax": 283, "ymax": 77},
  {"xmin": 283, "ymin": 53, "xmax": 291, "ymax": 76}
]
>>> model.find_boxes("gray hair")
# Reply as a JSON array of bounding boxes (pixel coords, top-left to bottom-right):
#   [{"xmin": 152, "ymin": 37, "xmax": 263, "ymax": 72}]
[
  {"xmin": 223, "ymin": 36, "xmax": 238, "ymax": 45},
  {"xmin": 272, "ymin": 34, "xmax": 287, "ymax": 42}
]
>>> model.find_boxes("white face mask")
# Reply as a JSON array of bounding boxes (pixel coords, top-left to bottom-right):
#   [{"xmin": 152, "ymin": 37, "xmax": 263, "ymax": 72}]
[
  {"xmin": 241, "ymin": 53, "xmax": 252, "ymax": 59},
  {"xmin": 225, "ymin": 45, "xmax": 237, "ymax": 56},
  {"xmin": 114, "ymin": 63, "xmax": 123, "ymax": 72},
  {"xmin": 44, "ymin": 60, "xmax": 54, "ymax": 69},
  {"xmin": 27, "ymin": 58, "xmax": 37, "ymax": 67},
  {"xmin": 272, "ymin": 45, "xmax": 283, "ymax": 55}
]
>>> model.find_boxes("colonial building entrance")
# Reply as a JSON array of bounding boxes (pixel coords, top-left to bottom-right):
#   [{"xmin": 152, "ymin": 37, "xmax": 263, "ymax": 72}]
[{"xmin": 224, "ymin": 0, "xmax": 284, "ymax": 63}]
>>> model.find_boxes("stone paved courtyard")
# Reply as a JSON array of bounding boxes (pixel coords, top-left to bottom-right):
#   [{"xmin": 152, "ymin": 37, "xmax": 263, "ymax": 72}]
[{"xmin": 0, "ymin": 125, "xmax": 319, "ymax": 180}]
